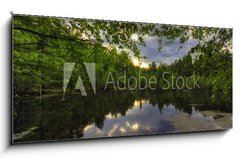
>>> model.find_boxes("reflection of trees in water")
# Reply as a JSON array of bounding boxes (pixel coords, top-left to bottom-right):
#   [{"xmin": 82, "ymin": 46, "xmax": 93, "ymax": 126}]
[
  {"xmin": 13, "ymin": 90, "xmax": 231, "ymax": 142},
  {"xmin": 148, "ymin": 91, "xmax": 232, "ymax": 115}
]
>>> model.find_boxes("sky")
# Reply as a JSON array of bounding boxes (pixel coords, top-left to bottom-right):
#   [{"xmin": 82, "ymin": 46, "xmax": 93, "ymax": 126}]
[
  {"xmin": 102, "ymin": 33, "xmax": 199, "ymax": 67},
  {"xmin": 100, "ymin": 26, "xmax": 199, "ymax": 67},
  {"xmin": 138, "ymin": 35, "xmax": 199, "ymax": 65}
]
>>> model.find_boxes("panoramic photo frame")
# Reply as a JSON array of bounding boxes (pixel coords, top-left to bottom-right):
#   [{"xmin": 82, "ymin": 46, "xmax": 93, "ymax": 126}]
[{"xmin": 12, "ymin": 14, "xmax": 232, "ymax": 143}]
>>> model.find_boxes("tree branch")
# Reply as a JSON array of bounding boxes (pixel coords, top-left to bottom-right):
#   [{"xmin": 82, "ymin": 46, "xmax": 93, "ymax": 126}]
[{"xmin": 14, "ymin": 26, "xmax": 91, "ymax": 44}]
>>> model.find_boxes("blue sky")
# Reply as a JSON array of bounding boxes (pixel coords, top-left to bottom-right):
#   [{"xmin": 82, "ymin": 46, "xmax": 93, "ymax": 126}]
[
  {"xmin": 138, "ymin": 36, "xmax": 199, "ymax": 65},
  {"xmin": 101, "ymin": 30, "xmax": 199, "ymax": 66}
]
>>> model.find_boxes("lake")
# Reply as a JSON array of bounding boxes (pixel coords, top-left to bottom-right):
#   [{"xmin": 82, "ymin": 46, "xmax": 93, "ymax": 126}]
[{"xmin": 13, "ymin": 90, "xmax": 232, "ymax": 143}]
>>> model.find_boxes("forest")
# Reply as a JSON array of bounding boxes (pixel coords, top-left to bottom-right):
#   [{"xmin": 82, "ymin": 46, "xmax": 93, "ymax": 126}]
[
  {"xmin": 13, "ymin": 15, "xmax": 232, "ymax": 102},
  {"xmin": 12, "ymin": 15, "xmax": 233, "ymax": 142}
]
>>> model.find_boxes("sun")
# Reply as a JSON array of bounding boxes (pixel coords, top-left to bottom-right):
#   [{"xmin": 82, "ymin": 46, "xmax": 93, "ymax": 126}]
[{"xmin": 132, "ymin": 58, "xmax": 149, "ymax": 69}]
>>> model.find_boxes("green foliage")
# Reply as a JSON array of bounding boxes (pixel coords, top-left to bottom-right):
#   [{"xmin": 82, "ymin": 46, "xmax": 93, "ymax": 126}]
[{"xmin": 13, "ymin": 14, "xmax": 232, "ymax": 99}]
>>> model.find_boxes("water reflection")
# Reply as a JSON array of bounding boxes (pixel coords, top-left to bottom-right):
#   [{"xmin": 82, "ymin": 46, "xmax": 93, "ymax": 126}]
[
  {"xmin": 83, "ymin": 100, "xmax": 175, "ymax": 138},
  {"xmin": 13, "ymin": 91, "xmax": 232, "ymax": 143}
]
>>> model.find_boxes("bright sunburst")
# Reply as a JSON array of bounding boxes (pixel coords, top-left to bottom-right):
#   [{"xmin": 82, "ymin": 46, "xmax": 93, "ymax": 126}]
[{"xmin": 132, "ymin": 58, "xmax": 149, "ymax": 68}]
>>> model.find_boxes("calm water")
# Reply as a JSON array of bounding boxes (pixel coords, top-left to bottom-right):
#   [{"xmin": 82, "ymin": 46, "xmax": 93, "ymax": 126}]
[{"xmin": 13, "ymin": 91, "xmax": 232, "ymax": 143}]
